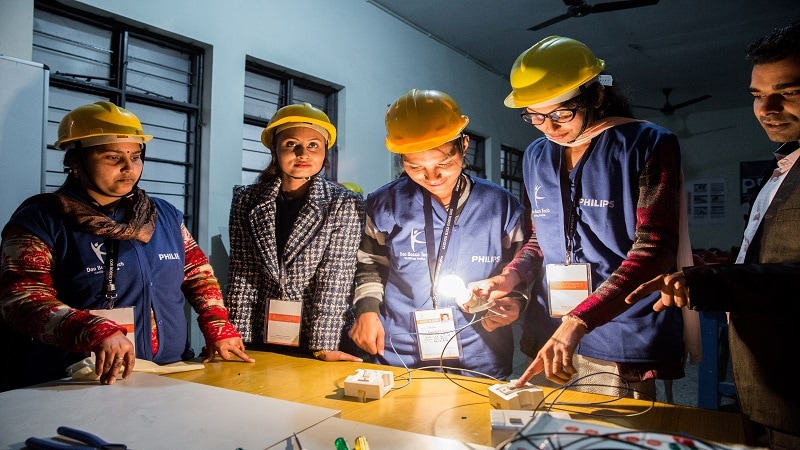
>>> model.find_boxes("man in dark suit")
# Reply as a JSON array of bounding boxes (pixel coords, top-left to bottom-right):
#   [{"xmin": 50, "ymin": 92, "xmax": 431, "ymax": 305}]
[{"xmin": 626, "ymin": 21, "xmax": 800, "ymax": 450}]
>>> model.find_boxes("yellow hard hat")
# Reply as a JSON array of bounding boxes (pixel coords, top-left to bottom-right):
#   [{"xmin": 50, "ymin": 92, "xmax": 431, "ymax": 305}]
[
  {"xmin": 261, "ymin": 102, "xmax": 337, "ymax": 150},
  {"xmin": 340, "ymin": 182, "xmax": 363, "ymax": 195},
  {"xmin": 504, "ymin": 36, "xmax": 605, "ymax": 109},
  {"xmin": 385, "ymin": 89, "xmax": 469, "ymax": 154},
  {"xmin": 55, "ymin": 101, "xmax": 153, "ymax": 150}
]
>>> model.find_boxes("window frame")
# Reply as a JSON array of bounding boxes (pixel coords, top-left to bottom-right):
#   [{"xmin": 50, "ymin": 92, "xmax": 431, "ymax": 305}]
[
  {"xmin": 33, "ymin": 0, "xmax": 204, "ymax": 234},
  {"xmin": 242, "ymin": 61, "xmax": 339, "ymax": 185},
  {"xmin": 500, "ymin": 144, "xmax": 525, "ymax": 203}
]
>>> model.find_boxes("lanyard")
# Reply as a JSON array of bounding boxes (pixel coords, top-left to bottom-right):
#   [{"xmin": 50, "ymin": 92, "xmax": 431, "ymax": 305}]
[
  {"xmin": 424, "ymin": 175, "xmax": 463, "ymax": 309},
  {"xmin": 563, "ymin": 145, "xmax": 594, "ymax": 265},
  {"xmin": 102, "ymin": 238, "xmax": 120, "ymax": 309},
  {"xmin": 278, "ymin": 258, "xmax": 288, "ymax": 300}
]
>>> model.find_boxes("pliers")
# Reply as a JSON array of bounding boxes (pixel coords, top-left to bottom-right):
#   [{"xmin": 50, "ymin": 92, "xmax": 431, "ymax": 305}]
[{"xmin": 25, "ymin": 426, "xmax": 127, "ymax": 450}]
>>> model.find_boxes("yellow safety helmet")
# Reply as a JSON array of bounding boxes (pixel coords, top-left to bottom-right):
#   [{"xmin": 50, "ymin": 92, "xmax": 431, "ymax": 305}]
[
  {"xmin": 385, "ymin": 89, "xmax": 469, "ymax": 154},
  {"xmin": 55, "ymin": 101, "xmax": 153, "ymax": 150},
  {"xmin": 340, "ymin": 182, "xmax": 363, "ymax": 195},
  {"xmin": 504, "ymin": 36, "xmax": 605, "ymax": 109},
  {"xmin": 261, "ymin": 102, "xmax": 337, "ymax": 150}
]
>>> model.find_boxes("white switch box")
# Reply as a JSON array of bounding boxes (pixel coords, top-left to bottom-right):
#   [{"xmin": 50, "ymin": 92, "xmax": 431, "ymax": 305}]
[
  {"xmin": 488, "ymin": 382, "xmax": 544, "ymax": 410},
  {"xmin": 344, "ymin": 369, "xmax": 394, "ymax": 400}
]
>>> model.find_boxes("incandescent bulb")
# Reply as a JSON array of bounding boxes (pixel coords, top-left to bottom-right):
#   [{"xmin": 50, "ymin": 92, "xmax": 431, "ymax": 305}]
[
  {"xmin": 437, "ymin": 274, "xmax": 471, "ymax": 303},
  {"xmin": 436, "ymin": 274, "xmax": 494, "ymax": 313}
]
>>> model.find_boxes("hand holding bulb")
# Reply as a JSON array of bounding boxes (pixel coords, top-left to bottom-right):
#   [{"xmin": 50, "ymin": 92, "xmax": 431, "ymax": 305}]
[{"xmin": 437, "ymin": 275, "xmax": 495, "ymax": 313}]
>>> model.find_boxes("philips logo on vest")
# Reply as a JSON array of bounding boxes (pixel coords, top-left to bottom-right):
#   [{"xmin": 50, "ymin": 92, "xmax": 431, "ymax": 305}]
[
  {"xmin": 579, "ymin": 198, "xmax": 615, "ymax": 208},
  {"xmin": 471, "ymin": 255, "xmax": 501, "ymax": 263},
  {"xmin": 159, "ymin": 253, "xmax": 180, "ymax": 260},
  {"xmin": 532, "ymin": 185, "xmax": 551, "ymax": 217}
]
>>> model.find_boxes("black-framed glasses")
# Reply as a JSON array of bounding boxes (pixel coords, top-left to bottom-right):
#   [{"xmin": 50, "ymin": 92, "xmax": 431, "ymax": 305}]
[{"xmin": 520, "ymin": 108, "xmax": 578, "ymax": 125}]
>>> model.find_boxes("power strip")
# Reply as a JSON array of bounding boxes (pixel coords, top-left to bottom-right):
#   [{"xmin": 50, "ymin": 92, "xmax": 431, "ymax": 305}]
[
  {"xmin": 490, "ymin": 411, "xmax": 571, "ymax": 448},
  {"xmin": 488, "ymin": 381, "xmax": 544, "ymax": 410},
  {"xmin": 344, "ymin": 369, "xmax": 394, "ymax": 400}
]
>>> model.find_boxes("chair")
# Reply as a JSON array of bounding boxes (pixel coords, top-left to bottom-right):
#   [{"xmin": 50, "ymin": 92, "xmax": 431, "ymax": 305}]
[{"xmin": 697, "ymin": 310, "xmax": 737, "ymax": 409}]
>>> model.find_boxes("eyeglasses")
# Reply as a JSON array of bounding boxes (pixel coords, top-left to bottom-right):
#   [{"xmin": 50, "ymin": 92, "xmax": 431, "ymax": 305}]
[{"xmin": 520, "ymin": 108, "xmax": 578, "ymax": 125}]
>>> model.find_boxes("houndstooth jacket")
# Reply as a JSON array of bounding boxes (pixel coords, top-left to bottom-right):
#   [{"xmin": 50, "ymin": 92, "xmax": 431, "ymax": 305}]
[{"xmin": 225, "ymin": 175, "xmax": 365, "ymax": 352}]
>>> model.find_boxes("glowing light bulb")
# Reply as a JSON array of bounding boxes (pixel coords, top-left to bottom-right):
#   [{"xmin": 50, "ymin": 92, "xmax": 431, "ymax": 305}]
[
  {"xmin": 437, "ymin": 274, "xmax": 471, "ymax": 303},
  {"xmin": 436, "ymin": 274, "xmax": 494, "ymax": 313}
]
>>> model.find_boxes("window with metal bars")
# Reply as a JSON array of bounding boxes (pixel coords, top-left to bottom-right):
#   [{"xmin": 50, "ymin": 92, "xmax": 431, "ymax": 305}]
[
  {"xmin": 463, "ymin": 133, "xmax": 486, "ymax": 179},
  {"xmin": 242, "ymin": 61, "xmax": 338, "ymax": 186},
  {"xmin": 501, "ymin": 144, "xmax": 525, "ymax": 202},
  {"xmin": 33, "ymin": 2, "xmax": 203, "ymax": 233}
]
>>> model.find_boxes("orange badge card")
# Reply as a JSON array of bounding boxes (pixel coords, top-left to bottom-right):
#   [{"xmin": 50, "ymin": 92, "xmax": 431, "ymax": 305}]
[{"xmin": 545, "ymin": 263, "xmax": 592, "ymax": 317}]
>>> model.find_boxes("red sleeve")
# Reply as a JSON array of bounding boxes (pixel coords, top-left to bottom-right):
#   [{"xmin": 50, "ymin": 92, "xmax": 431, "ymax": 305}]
[
  {"xmin": 179, "ymin": 224, "xmax": 241, "ymax": 343},
  {"xmin": 572, "ymin": 141, "xmax": 681, "ymax": 330},
  {"xmin": 0, "ymin": 225, "xmax": 125, "ymax": 352}
]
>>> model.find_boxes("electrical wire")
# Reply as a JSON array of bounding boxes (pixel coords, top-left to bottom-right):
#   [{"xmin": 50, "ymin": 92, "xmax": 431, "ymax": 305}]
[
  {"xmin": 380, "ymin": 312, "xmax": 738, "ymax": 450},
  {"xmin": 385, "ymin": 309, "xmax": 504, "ymax": 393}
]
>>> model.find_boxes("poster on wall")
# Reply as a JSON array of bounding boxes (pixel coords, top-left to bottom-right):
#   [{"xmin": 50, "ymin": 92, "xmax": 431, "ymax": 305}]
[
  {"xmin": 740, "ymin": 160, "xmax": 773, "ymax": 204},
  {"xmin": 687, "ymin": 179, "xmax": 726, "ymax": 225},
  {"xmin": 739, "ymin": 160, "xmax": 773, "ymax": 222}
]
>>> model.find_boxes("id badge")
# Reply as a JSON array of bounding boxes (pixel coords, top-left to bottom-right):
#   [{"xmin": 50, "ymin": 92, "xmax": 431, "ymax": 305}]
[
  {"xmin": 90, "ymin": 306, "xmax": 136, "ymax": 356},
  {"xmin": 265, "ymin": 299, "xmax": 301, "ymax": 346},
  {"xmin": 414, "ymin": 307, "xmax": 461, "ymax": 360},
  {"xmin": 545, "ymin": 263, "xmax": 591, "ymax": 317}
]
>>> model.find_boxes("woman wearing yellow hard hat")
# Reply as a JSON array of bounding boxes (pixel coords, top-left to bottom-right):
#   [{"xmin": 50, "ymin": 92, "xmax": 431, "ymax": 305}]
[
  {"xmin": 477, "ymin": 36, "xmax": 688, "ymax": 398},
  {"xmin": 225, "ymin": 102, "xmax": 366, "ymax": 362},
  {"xmin": 349, "ymin": 89, "xmax": 529, "ymax": 379},
  {"xmin": 0, "ymin": 102, "xmax": 252, "ymax": 390}
]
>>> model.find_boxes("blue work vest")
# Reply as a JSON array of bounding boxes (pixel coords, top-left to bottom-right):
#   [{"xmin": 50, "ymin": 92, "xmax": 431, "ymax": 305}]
[
  {"xmin": 367, "ymin": 175, "xmax": 523, "ymax": 379},
  {"xmin": 521, "ymin": 122, "xmax": 684, "ymax": 364},
  {"xmin": 9, "ymin": 194, "xmax": 192, "ymax": 380}
]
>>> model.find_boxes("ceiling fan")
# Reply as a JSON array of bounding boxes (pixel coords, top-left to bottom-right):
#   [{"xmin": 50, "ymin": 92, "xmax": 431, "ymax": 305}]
[
  {"xmin": 633, "ymin": 88, "xmax": 712, "ymax": 116},
  {"xmin": 674, "ymin": 120, "xmax": 736, "ymax": 139},
  {"xmin": 528, "ymin": 0, "xmax": 660, "ymax": 31}
]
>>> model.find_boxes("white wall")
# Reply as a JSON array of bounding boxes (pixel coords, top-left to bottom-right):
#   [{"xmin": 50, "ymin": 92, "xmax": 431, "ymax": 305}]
[
  {"xmin": 25, "ymin": 0, "xmax": 534, "ymax": 245},
  {"xmin": 646, "ymin": 108, "xmax": 774, "ymax": 251},
  {"xmin": 0, "ymin": 0, "xmax": 536, "ymax": 351},
  {"xmin": 0, "ymin": 2, "xmax": 776, "ymax": 270}
]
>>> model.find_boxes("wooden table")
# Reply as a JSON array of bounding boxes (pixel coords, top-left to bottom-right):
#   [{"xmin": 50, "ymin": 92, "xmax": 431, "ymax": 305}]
[{"xmin": 167, "ymin": 350, "xmax": 747, "ymax": 447}]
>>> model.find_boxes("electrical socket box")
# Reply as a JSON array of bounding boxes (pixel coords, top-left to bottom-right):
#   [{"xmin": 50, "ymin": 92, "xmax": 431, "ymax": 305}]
[
  {"xmin": 488, "ymin": 382, "xmax": 544, "ymax": 410},
  {"xmin": 344, "ymin": 369, "xmax": 394, "ymax": 400},
  {"xmin": 490, "ymin": 411, "xmax": 571, "ymax": 448}
]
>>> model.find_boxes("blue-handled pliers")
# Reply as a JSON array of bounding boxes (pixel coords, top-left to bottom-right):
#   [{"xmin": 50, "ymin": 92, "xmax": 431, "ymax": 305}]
[{"xmin": 25, "ymin": 426, "xmax": 127, "ymax": 450}]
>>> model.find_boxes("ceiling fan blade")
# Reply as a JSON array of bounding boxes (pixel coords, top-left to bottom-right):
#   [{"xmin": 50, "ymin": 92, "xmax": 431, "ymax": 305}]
[
  {"xmin": 672, "ymin": 94, "xmax": 712, "ymax": 110},
  {"xmin": 631, "ymin": 104, "xmax": 663, "ymax": 111},
  {"xmin": 679, "ymin": 125, "xmax": 736, "ymax": 139},
  {"xmin": 591, "ymin": 0, "xmax": 659, "ymax": 13},
  {"xmin": 528, "ymin": 13, "xmax": 573, "ymax": 31},
  {"xmin": 692, "ymin": 125, "xmax": 736, "ymax": 137}
]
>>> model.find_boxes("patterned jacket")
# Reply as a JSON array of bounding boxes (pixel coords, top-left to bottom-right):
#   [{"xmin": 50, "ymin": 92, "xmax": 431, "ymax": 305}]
[{"xmin": 225, "ymin": 175, "xmax": 365, "ymax": 353}]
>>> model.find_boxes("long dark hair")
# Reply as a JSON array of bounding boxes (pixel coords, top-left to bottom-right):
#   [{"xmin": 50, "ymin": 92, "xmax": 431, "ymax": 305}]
[
  {"xmin": 256, "ymin": 125, "xmax": 332, "ymax": 184},
  {"xmin": 256, "ymin": 149, "xmax": 331, "ymax": 185},
  {"xmin": 58, "ymin": 147, "xmax": 85, "ymax": 192},
  {"xmin": 573, "ymin": 75, "xmax": 635, "ymax": 119}
]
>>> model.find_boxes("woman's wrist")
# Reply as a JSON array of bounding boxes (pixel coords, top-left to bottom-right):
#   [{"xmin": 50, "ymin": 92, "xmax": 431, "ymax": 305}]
[{"xmin": 561, "ymin": 314, "xmax": 588, "ymax": 330}]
